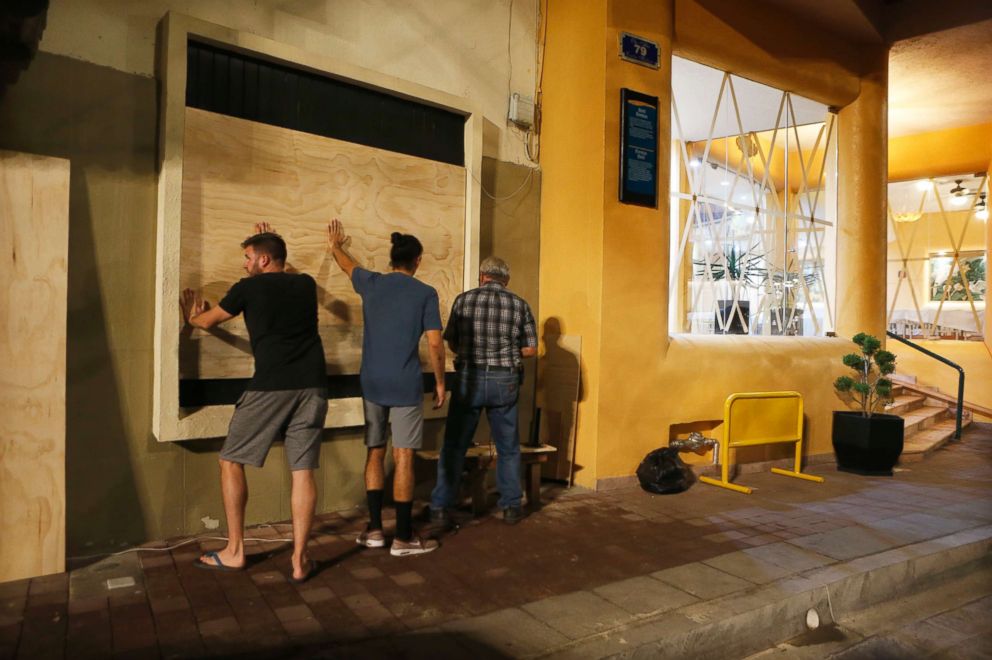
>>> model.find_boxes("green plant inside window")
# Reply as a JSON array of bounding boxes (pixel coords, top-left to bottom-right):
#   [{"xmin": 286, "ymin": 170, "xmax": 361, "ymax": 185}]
[{"xmin": 694, "ymin": 245, "xmax": 767, "ymax": 288}]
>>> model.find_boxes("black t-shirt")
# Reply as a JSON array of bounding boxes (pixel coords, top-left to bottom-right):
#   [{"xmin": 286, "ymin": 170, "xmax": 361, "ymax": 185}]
[{"xmin": 218, "ymin": 272, "xmax": 326, "ymax": 391}]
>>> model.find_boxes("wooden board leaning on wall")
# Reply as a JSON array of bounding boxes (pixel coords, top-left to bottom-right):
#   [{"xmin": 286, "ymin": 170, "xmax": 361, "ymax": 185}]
[
  {"xmin": 0, "ymin": 150, "xmax": 69, "ymax": 581},
  {"xmin": 180, "ymin": 108, "xmax": 466, "ymax": 378}
]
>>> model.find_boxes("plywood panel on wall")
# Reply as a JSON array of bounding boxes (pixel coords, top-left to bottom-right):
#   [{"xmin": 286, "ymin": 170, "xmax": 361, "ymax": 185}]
[
  {"xmin": 180, "ymin": 107, "xmax": 466, "ymax": 378},
  {"xmin": 0, "ymin": 150, "xmax": 69, "ymax": 581}
]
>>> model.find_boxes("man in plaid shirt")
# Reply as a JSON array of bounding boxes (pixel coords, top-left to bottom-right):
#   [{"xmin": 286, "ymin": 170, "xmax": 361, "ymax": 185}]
[{"xmin": 430, "ymin": 257, "xmax": 537, "ymax": 525}]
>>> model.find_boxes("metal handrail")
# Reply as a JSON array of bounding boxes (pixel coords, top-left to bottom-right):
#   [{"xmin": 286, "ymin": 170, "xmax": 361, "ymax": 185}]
[{"xmin": 885, "ymin": 331, "xmax": 965, "ymax": 440}]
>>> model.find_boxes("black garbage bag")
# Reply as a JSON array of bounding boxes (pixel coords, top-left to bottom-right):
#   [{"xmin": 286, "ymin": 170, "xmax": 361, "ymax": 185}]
[{"xmin": 636, "ymin": 447, "xmax": 695, "ymax": 494}]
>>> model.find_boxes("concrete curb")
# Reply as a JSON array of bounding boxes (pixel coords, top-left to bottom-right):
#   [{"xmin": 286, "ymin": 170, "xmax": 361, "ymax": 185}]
[{"xmin": 535, "ymin": 525, "xmax": 992, "ymax": 659}]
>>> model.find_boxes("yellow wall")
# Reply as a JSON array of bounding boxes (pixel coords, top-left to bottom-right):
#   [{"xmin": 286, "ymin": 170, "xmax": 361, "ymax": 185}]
[
  {"xmin": 889, "ymin": 123, "xmax": 992, "ymax": 182},
  {"xmin": 538, "ymin": 0, "xmax": 607, "ymax": 486},
  {"xmin": 540, "ymin": 0, "xmax": 886, "ymax": 486},
  {"xmin": 672, "ymin": 0, "xmax": 864, "ymax": 107},
  {"xmin": 597, "ymin": 1, "xmax": 674, "ymax": 482},
  {"xmin": 837, "ymin": 49, "xmax": 889, "ymax": 340}
]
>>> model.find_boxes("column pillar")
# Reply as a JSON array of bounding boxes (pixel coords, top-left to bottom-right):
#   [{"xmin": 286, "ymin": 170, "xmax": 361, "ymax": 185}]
[
  {"xmin": 836, "ymin": 49, "xmax": 889, "ymax": 340},
  {"xmin": 538, "ymin": 0, "xmax": 608, "ymax": 488},
  {"xmin": 595, "ymin": 0, "xmax": 674, "ymax": 480}
]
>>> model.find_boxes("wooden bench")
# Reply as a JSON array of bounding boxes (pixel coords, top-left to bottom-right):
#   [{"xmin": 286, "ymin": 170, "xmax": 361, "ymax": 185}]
[{"xmin": 417, "ymin": 444, "xmax": 557, "ymax": 513}]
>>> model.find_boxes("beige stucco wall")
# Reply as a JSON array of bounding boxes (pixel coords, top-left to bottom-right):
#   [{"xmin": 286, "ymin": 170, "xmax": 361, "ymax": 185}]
[
  {"xmin": 0, "ymin": 2, "xmax": 541, "ymax": 555},
  {"xmin": 40, "ymin": 0, "xmax": 539, "ymax": 166}
]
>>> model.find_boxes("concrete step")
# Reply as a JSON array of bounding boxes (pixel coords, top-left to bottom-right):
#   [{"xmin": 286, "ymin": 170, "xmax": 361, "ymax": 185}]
[
  {"xmin": 746, "ymin": 563, "xmax": 992, "ymax": 659},
  {"xmin": 902, "ymin": 412, "xmax": 974, "ymax": 462},
  {"xmin": 536, "ymin": 526, "xmax": 992, "ymax": 659},
  {"xmin": 900, "ymin": 405, "xmax": 949, "ymax": 435},
  {"xmin": 884, "ymin": 394, "xmax": 925, "ymax": 415}
]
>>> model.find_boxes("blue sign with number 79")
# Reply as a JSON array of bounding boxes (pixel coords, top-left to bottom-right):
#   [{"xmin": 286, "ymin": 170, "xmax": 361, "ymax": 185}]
[{"xmin": 620, "ymin": 32, "xmax": 660, "ymax": 69}]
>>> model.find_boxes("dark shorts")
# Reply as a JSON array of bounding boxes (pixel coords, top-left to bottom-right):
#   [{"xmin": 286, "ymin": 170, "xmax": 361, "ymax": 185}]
[{"xmin": 220, "ymin": 388, "xmax": 327, "ymax": 470}]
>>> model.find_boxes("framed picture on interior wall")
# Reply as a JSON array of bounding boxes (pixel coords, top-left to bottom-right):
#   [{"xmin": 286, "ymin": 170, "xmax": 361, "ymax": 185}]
[{"xmin": 929, "ymin": 251, "xmax": 986, "ymax": 302}]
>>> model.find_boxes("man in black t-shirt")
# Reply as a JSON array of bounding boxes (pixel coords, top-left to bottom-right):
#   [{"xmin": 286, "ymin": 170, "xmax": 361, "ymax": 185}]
[{"xmin": 180, "ymin": 223, "xmax": 327, "ymax": 583}]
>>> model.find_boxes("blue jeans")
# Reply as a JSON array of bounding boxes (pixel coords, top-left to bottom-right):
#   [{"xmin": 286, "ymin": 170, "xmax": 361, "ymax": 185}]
[{"xmin": 431, "ymin": 367, "xmax": 523, "ymax": 510}]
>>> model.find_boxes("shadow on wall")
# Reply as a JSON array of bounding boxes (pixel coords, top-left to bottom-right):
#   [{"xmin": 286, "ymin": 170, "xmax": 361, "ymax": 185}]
[
  {"xmin": 538, "ymin": 316, "xmax": 584, "ymax": 483},
  {"xmin": 0, "ymin": 51, "xmax": 161, "ymax": 553}
]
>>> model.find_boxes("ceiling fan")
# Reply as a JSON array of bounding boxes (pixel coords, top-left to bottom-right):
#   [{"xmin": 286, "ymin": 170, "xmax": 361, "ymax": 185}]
[{"xmin": 948, "ymin": 179, "xmax": 977, "ymax": 197}]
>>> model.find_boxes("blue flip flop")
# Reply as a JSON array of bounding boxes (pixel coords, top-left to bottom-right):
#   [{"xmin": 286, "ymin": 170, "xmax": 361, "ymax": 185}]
[{"xmin": 194, "ymin": 551, "xmax": 243, "ymax": 572}]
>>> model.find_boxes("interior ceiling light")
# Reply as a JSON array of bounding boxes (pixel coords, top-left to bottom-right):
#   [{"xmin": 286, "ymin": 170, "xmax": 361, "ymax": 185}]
[
  {"xmin": 915, "ymin": 179, "xmax": 932, "ymax": 191},
  {"xmin": 893, "ymin": 211, "xmax": 922, "ymax": 223},
  {"xmin": 950, "ymin": 194, "xmax": 969, "ymax": 207},
  {"xmin": 689, "ymin": 158, "xmax": 701, "ymax": 168},
  {"xmin": 977, "ymin": 193, "xmax": 989, "ymax": 221}
]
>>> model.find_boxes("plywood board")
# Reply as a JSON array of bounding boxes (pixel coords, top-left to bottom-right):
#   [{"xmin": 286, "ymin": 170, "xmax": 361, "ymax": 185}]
[
  {"xmin": 155, "ymin": 13, "xmax": 483, "ymax": 441},
  {"xmin": 0, "ymin": 150, "xmax": 69, "ymax": 581},
  {"xmin": 538, "ymin": 334, "xmax": 582, "ymax": 483},
  {"xmin": 180, "ymin": 107, "xmax": 466, "ymax": 378}
]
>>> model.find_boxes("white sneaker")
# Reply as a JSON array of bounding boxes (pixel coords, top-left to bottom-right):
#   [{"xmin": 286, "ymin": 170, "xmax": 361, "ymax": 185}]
[
  {"xmin": 390, "ymin": 536, "xmax": 439, "ymax": 557},
  {"xmin": 356, "ymin": 528, "xmax": 386, "ymax": 548}
]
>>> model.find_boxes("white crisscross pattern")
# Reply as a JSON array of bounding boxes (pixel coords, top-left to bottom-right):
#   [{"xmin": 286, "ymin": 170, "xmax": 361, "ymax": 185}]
[
  {"xmin": 669, "ymin": 61, "xmax": 837, "ymax": 337},
  {"xmin": 886, "ymin": 175, "xmax": 988, "ymax": 339}
]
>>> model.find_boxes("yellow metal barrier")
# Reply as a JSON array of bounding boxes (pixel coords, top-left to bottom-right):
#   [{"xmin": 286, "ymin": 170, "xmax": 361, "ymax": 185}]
[{"xmin": 699, "ymin": 391, "xmax": 824, "ymax": 494}]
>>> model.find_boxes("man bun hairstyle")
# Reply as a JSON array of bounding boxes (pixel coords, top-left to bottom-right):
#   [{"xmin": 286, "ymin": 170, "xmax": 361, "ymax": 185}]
[
  {"xmin": 241, "ymin": 231, "xmax": 287, "ymax": 263},
  {"xmin": 479, "ymin": 256, "xmax": 510, "ymax": 284},
  {"xmin": 390, "ymin": 232, "xmax": 423, "ymax": 271}
]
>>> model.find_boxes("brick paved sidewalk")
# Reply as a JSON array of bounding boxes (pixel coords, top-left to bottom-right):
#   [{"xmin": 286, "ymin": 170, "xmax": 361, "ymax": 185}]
[{"xmin": 1, "ymin": 424, "xmax": 990, "ymax": 659}]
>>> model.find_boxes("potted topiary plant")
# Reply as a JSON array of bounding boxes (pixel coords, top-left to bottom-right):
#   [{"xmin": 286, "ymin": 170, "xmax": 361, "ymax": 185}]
[{"xmin": 832, "ymin": 333, "xmax": 903, "ymax": 475}]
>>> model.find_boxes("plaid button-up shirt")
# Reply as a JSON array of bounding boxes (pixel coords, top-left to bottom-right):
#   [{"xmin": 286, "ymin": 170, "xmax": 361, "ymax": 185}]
[{"xmin": 444, "ymin": 281, "xmax": 537, "ymax": 369}]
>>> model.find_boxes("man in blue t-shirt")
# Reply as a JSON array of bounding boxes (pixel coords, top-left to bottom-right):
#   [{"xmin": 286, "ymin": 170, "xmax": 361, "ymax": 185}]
[{"xmin": 327, "ymin": 219, "xmax": 446, "ymax": 556}]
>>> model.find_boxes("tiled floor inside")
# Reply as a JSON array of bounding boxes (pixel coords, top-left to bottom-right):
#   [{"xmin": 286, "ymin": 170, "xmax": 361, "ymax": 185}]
[{"xmin": 2, "ymin": 424, "xmax": 991, "ymax": 659}]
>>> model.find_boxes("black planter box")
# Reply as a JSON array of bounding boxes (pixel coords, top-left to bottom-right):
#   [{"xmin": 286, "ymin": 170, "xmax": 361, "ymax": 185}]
[
  {"xmin": 716, "ymin": 300, "xmax": 749, "ymax": 335},
  {"xmin": 831, "ymin": 411, "xmax": 904, "ymax": 476}
]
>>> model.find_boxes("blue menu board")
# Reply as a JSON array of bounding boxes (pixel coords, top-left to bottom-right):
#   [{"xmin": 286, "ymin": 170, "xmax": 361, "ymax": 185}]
[{"xmin": 620, "ymin": 88, "xmax": 658, "ymax": 207}]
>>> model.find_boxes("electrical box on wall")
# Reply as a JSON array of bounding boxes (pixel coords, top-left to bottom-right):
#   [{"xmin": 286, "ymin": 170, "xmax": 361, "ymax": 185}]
[{"xmin": 509, "ymin": 93, "xmax": 535, "ymax": 128}]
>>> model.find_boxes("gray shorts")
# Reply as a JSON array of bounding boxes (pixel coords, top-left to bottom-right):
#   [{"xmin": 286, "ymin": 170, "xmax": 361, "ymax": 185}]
[
  {"xmin": 221, "ymin": 388, "xmax": 327, "ymax": 470},
  {"xmin": 363, "ymin": 400, "xmax": 424, "ymax": 450}
]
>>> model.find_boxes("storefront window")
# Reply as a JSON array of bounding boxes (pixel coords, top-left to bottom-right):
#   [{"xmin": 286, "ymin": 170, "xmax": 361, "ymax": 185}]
[
  {"xmin": 670, "ymin": 57, "xmax": 837, "ymax": 336},
  {"xmin": 886, "ymin": 174, "xmax": 988, "ymax": 340}
]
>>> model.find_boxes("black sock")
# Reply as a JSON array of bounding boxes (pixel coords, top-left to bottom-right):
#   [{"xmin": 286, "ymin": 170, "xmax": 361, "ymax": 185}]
[
  {"xmin": 367, "ymin": 489, "xmax": 384, "ymax": 530},
  {"xmin": 396, "ymin": 501, "xmax": 413, "ymax": 541}
]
